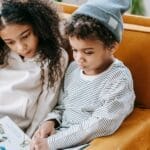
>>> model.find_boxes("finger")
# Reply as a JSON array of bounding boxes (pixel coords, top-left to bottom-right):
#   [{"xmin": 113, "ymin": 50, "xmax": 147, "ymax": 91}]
[
  {"xmin": 32, "ymin": 132, "xmax": 37, "ymax": 140},
  {"xmin": 32, "ymin": 135, "xmax": 37, "ymax": 140},
  {"xmin": 32, "ymin": 138, "xmax": 44, "ymax": 150},
  {"xmin": 40, "ymin": 128, "xmax": 51, "ymax": 138},
  {"xmin": 34, "ymin": 139, "xmax": 49, "ymax": 150},
  {"xmin": 51, "ymin": 129, "xmax": 56, "ymax": 135},
  {"xmin": 34, "ymin": 145, "xmax": 39, "ymax": 150},
  {"xmin": 30, "ymin": 138, "xmax": 40, "ymax": 150},
  {"xmin": 40, "ymin": 131, "xmax": 49, "ymax": 138},
  {"xmin": 30, "ymin": 140, "xmax": 36, "ymax": 150},
  {"xmin": 33, "ymin": 131, "xmax": 41, "ymax": 140}
]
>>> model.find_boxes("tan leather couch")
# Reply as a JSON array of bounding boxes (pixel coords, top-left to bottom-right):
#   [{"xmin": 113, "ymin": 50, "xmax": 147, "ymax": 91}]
[{"xmin": 57, "ymin": 2, "xmax": 150, "ymax": 149}]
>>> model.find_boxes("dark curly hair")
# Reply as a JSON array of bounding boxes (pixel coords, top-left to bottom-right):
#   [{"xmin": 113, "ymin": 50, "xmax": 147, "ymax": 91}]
[
  {"xmin": 64, "ymin": 14, "xmax": 117, "ymax": 49},
  {"xmin": 0, "ymin": 0, "xmax": 63, "ymax": 87}
]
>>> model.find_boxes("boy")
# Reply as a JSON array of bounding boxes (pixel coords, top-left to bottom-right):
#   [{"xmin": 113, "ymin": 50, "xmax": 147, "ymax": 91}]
[{"xmin": 31, "ymin": 0, "xmax": 135, "ymax": 149}]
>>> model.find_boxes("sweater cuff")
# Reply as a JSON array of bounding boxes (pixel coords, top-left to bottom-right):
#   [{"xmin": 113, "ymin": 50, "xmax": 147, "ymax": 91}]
[
  {"xmin": 47, "ymin": 136, "xmax": 57, "ymax": 150},
  {"xmin": 44, "ymin": 113, "xmax": 61, "ymax": 125}
]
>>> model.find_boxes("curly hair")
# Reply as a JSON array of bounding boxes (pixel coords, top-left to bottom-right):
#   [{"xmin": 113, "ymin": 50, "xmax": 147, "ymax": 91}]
[
  {"xmin": 0, "ymin": 0, "xmax": 63, "ymax": 87},
  {"xmin": 64, "ymin": 14, "xmax": 117, "ymax": 49}
]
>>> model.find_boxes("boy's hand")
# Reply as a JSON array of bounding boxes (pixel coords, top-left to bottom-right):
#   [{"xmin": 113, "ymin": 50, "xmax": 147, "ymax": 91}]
[
  {"xmin": 33, "ymin": 121, "xmax": 56, "ymax": 139},
  {"xmin": 30, "ymin": 138, "xmax": 49, "ymax": 150}
]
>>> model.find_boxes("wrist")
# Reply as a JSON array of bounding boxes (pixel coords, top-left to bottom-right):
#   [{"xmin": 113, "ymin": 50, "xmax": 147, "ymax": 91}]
[
  {"xmin": 49, "ymin": 119, "xmax": 59, "ymax": 128},
  {"xmin": 46, "ymin": 120, "xmax": 55, "ymax": 127}
]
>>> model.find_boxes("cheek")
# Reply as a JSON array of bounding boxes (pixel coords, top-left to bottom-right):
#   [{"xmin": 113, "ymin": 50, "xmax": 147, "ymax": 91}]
[
  {"xmin": 92, "ymin": 55, "xmax": 103, "ymax": 64},
  {"xmin": 30, "ymin": 37, "xmax": 39, "ymax": 49},
  {"xmin": 6, "ymin": 45, "xmax": 16, "ymax": 52},
  {"xmin": 73, "ymin": 52, "xmax": 77, "ymax": 60}
]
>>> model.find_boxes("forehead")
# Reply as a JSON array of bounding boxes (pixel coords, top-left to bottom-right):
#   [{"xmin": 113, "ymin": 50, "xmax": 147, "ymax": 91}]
[
  {"xmin": 69, "ymin": 36, "xmax": 104, "ymax": 49},
  {"xmin": 0, "ymin": 23, "xmax": 32, "ymax": 39}
]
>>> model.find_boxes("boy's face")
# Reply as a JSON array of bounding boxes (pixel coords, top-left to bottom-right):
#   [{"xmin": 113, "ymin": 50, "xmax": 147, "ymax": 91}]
[
  {"xmin": 0, "ymin": 23, "xmax": 39, "ymax": 58},
  {"xmin": 69, "ymin": 36, "xmax": 117, "ymax": 75}
]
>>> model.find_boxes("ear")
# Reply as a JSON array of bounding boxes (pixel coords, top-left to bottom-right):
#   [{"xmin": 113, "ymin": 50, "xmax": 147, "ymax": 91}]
[{"xmin": 110, "ymin": 42, "xmax": 119, "ymax": 54}]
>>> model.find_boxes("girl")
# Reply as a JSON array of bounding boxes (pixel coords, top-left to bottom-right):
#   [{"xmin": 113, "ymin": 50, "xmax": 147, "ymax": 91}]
[
  {"xmin": 0, "ymin": 0, "xmax": 68, "ymax": 137},
  {"xmin": 32, "ymin": 0, "xmax": 135, "ymax": 149}
]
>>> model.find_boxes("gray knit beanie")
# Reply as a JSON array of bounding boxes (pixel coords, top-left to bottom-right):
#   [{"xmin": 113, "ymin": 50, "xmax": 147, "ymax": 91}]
[{"xmin": 73, "ymin": 0, "xmax": 131, "ymax": 42}]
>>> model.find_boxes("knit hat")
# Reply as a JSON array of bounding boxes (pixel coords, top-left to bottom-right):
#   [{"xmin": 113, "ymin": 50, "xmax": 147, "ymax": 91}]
[{"xmin": 73, "ymin": 0, "xmax": 131, "ymax": 42}]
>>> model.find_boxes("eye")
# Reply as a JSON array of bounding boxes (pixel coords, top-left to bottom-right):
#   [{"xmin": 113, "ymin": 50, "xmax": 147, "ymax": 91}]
[
  {"xmin": 72, "ymin": 48, "xmax": 78, "ymax": 52},
  {"xmin": 5, "ymin": 41, "xmax": 15, "ymax": 45},
  {"xmin": 84, "ymin": 51, "xmax": 94, "ymax": 55},
  {"xmin": 22, "ymin": 32, "xmax": 30, "ymax": 39}
]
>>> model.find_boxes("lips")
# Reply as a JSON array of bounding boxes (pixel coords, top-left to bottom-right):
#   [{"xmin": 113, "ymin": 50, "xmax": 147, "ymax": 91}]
[
  {"xmin": 21, "ymin": 50, "xmax": 34, "ymax": 57},
  {"xmin": 77, "ymin": 63, "xmax": 83, "ymax": 66},
  {"xmin": 25, "ymin": 51, "xmax": 31, "ymax": 55},
  {"xmin": 78, "ymin": 63, "xmax": 86, "ymax": 69}
]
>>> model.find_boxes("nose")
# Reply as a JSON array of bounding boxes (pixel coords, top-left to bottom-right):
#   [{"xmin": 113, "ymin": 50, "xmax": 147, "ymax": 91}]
[
  {"xmin": 16, "ymin": 42, "xmax": 26, "ymax": 53},
  {"xmin": 75, "ymin": 52, "xmax": 84, "ymax": 63}
]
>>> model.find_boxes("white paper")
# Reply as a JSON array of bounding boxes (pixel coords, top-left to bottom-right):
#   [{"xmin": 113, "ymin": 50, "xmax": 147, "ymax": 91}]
[
  {"xmin": 0, "ymin": 116, "xmax": 30, "ymax": 150},
  {"xmin": 64, "ymin": 143, "xmax": 89, "ymax": 150}
]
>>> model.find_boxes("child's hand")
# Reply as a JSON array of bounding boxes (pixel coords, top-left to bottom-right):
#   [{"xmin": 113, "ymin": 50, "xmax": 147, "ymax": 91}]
[
  {"xmin": 33, "ymin": 121, "xmax": 56, "ymax": 139},
  {"xmin": 30, "ymin": 137, "xmax": 49, "ymax": 150}
]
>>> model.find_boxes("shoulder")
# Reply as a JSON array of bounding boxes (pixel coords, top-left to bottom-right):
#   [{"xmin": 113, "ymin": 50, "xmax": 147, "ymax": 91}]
[
  {"xmin": 60, "ymin": 48, "xmax": 69, "ymax": 70},
  {"xmin": 65, "ymin": 61, "xmax": 78, "ymax": 74},
  {"xmin": 111, "ymin": 59, "xmax": 132, "ymax": 77},
  {"xmin": 61, "ymin": 48, "xmax": 68, "ymax": 60},
  {"xmin": 104, "ymin": 59, "xmax": 133, "ymax": 85},
  {"xmin": 62, "ymin": 61, "xmax": 79, "ymax": 87},
  {"xmin": 63, "ymin": 61, "xmax": 79, "ymax": 83}
]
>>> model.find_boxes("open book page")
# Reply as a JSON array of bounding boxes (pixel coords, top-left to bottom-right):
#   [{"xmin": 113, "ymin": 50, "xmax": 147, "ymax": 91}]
[
  {"xmin": 0, "ymin": 116, "xmax": 89, "ymax": 150},
  {"xmin": 64, "ymin": 144, "xmax": 89, "ymax": 150},
  {"xmin": 0, "ymin": 116, "xmax": 30, "ymax": 150}
]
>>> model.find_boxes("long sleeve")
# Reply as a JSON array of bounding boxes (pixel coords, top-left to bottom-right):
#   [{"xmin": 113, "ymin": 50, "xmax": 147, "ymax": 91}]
[
  {"xmin": 43, "ymin": 89, "xmax": 65, "ymax": 125},
  {"xmin": 43, "ymin": 62, "xmax": 78, "ymax": 125},
  {"xmin": 26, "ymin": 49, "xmax": 68, "ymax": 137},
  {"xmin": 47, "ymin": 77, "xmax": 135, "ymax": 150}
]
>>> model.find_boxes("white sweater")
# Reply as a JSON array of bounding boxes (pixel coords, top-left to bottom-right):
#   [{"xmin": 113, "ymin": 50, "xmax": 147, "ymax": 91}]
[{"xmin": 0, "ymin": 49, "xmax": 68, "ymax": 137}]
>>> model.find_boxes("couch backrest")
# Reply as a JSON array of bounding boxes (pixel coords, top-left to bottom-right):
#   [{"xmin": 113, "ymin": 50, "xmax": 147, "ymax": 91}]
[
  {"xmin": 115, "ymin": 17, "xmax": 150, "ymax": 108},
  {"xmin": 57, "ymin": 2, "xmax": 150, "ymax": 109}
]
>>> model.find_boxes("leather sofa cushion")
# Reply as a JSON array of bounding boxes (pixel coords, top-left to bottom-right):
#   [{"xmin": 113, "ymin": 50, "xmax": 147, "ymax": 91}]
[
  {"xmin": 87, "ymin": 108, "xmax": 150, "ymax": 150},
  {"xmin": 115, "ymin": 22, "xmax": 150, "ymax": 108}
]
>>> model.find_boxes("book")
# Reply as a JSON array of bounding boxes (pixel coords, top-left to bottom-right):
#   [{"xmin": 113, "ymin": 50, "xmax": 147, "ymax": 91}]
[
  {"xmin": 0, "ymin": 117, "xmax": 89, "ymax": 150},
  {"xmin": 0, "ymin": 116, "xmax": 30, "ymax": 150}
]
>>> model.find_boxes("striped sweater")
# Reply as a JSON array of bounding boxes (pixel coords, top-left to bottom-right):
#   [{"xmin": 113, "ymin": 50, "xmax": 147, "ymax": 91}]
[{"xmin": 45, "ymin": 59, "xmax": 135, "ymax": 150}]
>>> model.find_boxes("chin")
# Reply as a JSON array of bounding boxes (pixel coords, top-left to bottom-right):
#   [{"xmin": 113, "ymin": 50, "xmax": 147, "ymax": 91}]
[{"xmin": 25, "ymin": 53, "xmax": 35, "ymax": 58}]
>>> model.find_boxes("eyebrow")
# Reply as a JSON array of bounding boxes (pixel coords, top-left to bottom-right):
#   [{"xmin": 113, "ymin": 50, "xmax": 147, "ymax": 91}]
[
  {"xmin": 3, "ymin": 28, "xmax": 30, "ymax": 41},
  {"xmin": 81, "ymin": 48, "xmax": 93, "ymax": 51},
  {"xmin": 20, "ymin": 28, "xmax": 30, "ymax": 36}
]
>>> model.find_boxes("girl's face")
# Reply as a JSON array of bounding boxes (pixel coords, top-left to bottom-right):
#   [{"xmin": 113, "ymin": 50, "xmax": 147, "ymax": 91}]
[
  {"xmin": 0, "ymin": 23, "xmax": 39, "ymax": 58},
  {"xmin": 69, "ymin": 36, "xmax": 117, "ymax": 75}
]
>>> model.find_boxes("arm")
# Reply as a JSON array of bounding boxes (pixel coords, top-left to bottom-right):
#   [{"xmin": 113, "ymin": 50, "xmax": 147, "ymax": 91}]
[
  {"xmin": 31, "ymin": 62, "xmax": 76, "ymax": 140},
  {"xmin": 47, "ymin": 78, "xmax": 135, "ymax": 150},
  {"xmin": 32, "ymin": 101, "xmax": 65, "ymax": 139},
  {"xmin": 26, "ymin": 49, "xmax": 68, "ymax": 137},
  {"xmin": 43, "ymin": 96, "xmax": 65, "ymax": 126}
]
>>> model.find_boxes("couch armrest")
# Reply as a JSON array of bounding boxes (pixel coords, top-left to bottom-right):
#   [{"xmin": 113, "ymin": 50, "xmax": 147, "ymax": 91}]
[{"xmin": 86, "ymin": 108, "xmax": 150, "ymax": 150}]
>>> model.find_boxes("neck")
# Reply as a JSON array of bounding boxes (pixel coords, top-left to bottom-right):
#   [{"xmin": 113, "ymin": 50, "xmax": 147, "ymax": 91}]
[
  {"xmin": 98, "ymin": 57, "xmax": 114, "ymax": 73},
  {"xmin": 83, "ymin": 57, "xmax": 115, "ymax": 75}
]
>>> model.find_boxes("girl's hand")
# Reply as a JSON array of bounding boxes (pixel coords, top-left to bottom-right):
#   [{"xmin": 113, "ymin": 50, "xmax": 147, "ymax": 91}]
[
  {"xmin": 30, "ymin": 138, "xmax": 49, "ymax": 150},
  {"xmin": 33, "ymin": 121, "xmax": 56, "ymax": 139}
]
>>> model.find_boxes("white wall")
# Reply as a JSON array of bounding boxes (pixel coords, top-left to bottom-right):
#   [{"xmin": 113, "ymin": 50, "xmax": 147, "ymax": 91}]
[
  {"xmin": 62, "ymin": 0, "xmax": 87, "ymax": 5},
  {"xmin": 144, "ymin": 0, "xmax": 150, "ymax": 16},
  {"xmin": 62, "ymin": 0, "xmax": 150, "ymax": 16}
]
